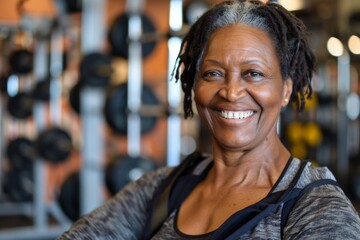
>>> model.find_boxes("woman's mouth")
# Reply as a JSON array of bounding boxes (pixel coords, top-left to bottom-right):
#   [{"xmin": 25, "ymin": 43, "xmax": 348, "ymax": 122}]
[{"xmin": 219, "ymin": 110, "xmax": 254, "ymax": 119}]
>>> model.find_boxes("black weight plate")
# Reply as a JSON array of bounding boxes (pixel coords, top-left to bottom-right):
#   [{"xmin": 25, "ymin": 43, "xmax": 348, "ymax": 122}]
[
  {"xmin": 183, "ymin": 1, "xmax": 210, "ymax": 25},
  {"xmin": 108, "ymin": 13, "xmax": 157, "ymax": 59},
  {"xmin": 79, "ymin": 52, "xmax": 111, "ymax": 87},
  {"xmin": 0, "ymin": 74, "xmax": 8, "ymax": 94},
  {"xmin": 32, "ymin": 78, "xmax": 50, "ymax": 102},
  {"xmin": 37, "ymin": 127, "xmax": 72, "ymax": 163},
  {"xmin": 3, "ymin": 167, "xmax": 34, "ymax": 202},
  {"xmin": 6, "ymin": 137, "xmax": 37, "ymax": 169},
  {"xmin": 7, "ymin": 92, "xmax": 34, "ymax": 119},
  {"xmin": 104, "ymin": 83, "xmax": 160, "ymax": 135},
  {"xmin": 63, "ymin": 0, "xmax": 82, "ymax": 13},
  {"xmin": 58, "ymin": 171, "xmax": 80, "ymax": 221},
  {"xmin": 105, "ymin": 155, "xmax": 157, "ymax": 195},
  {"xmin": 9, "ymin": 49, "xmax": 34, "ymax": 74},
  {"xmin": 69, "ymin": 81, "xmax": 81, "ymax": 114}
]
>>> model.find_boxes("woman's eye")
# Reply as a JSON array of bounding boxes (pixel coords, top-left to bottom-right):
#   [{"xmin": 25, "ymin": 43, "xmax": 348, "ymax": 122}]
[
  {"xmin": 243, "ymin": 70, "xmax": 264, "ymax": 80},
  {"xmin": 202, "ymin": 71, "xmax": 223, "ymax": 79}
]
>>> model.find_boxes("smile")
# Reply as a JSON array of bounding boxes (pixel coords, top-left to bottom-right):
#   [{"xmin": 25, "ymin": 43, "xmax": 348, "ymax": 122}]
[{"xmin": 220, "ymin": 110, "xmax": 254, "ymax": 119}]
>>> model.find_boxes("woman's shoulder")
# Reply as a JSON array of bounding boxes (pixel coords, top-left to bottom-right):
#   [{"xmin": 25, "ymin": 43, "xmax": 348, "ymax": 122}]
[
  {"xmin": 276, "ymin": 157, "xmax": 337, "ymax": 190},
  {"xmin": 296, "ymin": 158, "xmax": 337, "ymax": 188},
  {"xmin": 283, "ymin": 158, "xmax": 360, "ymax": 238}
]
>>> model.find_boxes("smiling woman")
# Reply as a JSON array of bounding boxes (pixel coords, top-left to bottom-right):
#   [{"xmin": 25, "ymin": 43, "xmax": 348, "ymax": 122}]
[
  {"xmin": 58, "ymin": 1, "xmax": 360, "ymax": 239},
  {"xmin": 193, "ymin": 24, "xmax": 292, "ymax": 153}
]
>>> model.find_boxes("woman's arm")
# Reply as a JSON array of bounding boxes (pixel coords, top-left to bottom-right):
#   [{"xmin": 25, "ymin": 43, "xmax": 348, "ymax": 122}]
[
  {"xmin": 284, "ymin": 184, "xmax": 360, "ymax": 239},
  {"xmin": 58, "ymin": 167, "xmax": 172, "ymax": 240}
]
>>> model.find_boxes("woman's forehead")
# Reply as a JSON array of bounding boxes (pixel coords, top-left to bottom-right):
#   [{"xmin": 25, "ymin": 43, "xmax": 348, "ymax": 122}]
[{"xmin": 203, "ymin": 24, "xmax": 276, "ymax": 60}]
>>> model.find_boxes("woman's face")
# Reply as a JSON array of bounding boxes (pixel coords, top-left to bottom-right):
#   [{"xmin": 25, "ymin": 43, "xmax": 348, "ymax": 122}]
[{"xmin": 194, "ymin": 24, "xmax": 292, "ymax": 151}]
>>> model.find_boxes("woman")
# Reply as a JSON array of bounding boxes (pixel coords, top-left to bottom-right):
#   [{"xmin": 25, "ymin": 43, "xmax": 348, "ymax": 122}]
[{"xmin": 59, "ymin": 0, "xmax": 360, "ymax": 239}]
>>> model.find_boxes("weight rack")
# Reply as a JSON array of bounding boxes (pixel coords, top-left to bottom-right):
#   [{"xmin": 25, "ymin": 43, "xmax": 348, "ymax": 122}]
[{"xmin": 0, "ymin": 0, "xmax": 185, "ymax": 239}]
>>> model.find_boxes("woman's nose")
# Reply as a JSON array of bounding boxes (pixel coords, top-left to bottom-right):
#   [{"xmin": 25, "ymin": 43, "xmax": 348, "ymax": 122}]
[{"xmin": 218, "ymin": 80, "xmax": 246, "ymax": 101}]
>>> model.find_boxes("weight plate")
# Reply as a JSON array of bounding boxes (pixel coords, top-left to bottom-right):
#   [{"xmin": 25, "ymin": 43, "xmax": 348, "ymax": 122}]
[
  {"xmin": 183, "ymin": 1, "xmax": 210, "ymax": 25},
  {"xmin": 108, "ymin": 13, "xmax": 157, "ymax": 59},
  {"xmin": 3, "ymin": 167, "xmax": 34, "ymax": 202},
  {"xmin": 37, "ymin": 127, "xmax": 72, "ymax": 163},
  {"xmin": 104, "ymin": 83, "xmax": 160, "ymax": 135},
  {"xmin": 6, "ymin": 137, "xmax": 37, "ymax": 169},
  {"xmin": 9, "ymin": 49, "xmax": 34, "ymax": 74},
  {"xmin": 7, "ymin": 92, "xmax": 34, "ymax": 119},
  {"xmin": 80, "ymin": 52, "xmax": 111, "ymax": 87},
  {"xmin": 0, "ymin": 74, "xmax": 8, "ymax": 94},
  {"xmin": 58, "ymin": 171, "xmax": 80, "ymax": 221},
  {"xmin": 64, "ymin": 0, "xmax": 82, "ymax": 13},
  {"xmin": 69, "ymin": 81, "xmax": 81, "ymax": 114},
  {"xmin": 32, "ymin": 78, "xmax": 50, "ymax": 102},
  {"xmin": 105, "ymin": 155, "xmax": 157, "ymax": 195}
]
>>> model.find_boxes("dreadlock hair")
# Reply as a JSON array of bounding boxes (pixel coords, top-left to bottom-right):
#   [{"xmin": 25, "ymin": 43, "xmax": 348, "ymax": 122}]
[{"xmin": 172, "ymin": 0, "xmax": 316, "ymax": 119}]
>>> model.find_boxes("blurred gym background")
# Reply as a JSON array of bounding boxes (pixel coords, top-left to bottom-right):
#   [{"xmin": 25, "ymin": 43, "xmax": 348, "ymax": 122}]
[{"xmin": 0, "ymin": 0, "xmax": 359, "ymax": 239}]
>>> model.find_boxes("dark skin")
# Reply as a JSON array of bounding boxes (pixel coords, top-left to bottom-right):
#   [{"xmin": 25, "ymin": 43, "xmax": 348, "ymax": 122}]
[{"xmin": 177, "ymin": 24, "xmax": 293, "ymax": 235}]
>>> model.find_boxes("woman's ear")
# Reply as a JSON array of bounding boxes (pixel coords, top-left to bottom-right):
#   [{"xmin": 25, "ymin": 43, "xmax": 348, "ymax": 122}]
[{"xmin": 282, "ymin": 78, "xmax": 293, "ymax": 107}]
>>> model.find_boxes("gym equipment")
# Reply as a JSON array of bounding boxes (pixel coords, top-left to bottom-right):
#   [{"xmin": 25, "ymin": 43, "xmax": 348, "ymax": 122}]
[
  {"xmin": 0, "ymin": 74, "xmax": 9, "ymax": 94},
  {"xmin": 105, "ymin": 155, "xmax": 157, "ymax": 195},
  {"xmin": 31, "ymin": 78, "xmax": 50, "ymax": 102},
  {"xmin": 9, "ymin": 49, "xmax": 34, "ymax": 74},
  {"xmin": 79, "ymin": 52, "xmax": 112, "ymax": 87},
  {"xmin": 58, "ymin": 171, "xmax": 80, "ymax": 221},
  {"xmin": 62, "ymin": 0, "xmax": 82, "ymax": 14},
  {"xmin": 7, "ymin": 92, "xmax": 35, "ymax": 119},
  {"xmin": 36, "ymin": 127, "xmax": 73, "ymax": 163},
  {"xmin": 108, "ymin": 13, "xmax": 157, "ymax": 59},
  {"xmin": 104, "ymin": 82, "xmax": 160, "ymax": 135},
  {"xmin": 69, "ymin": 81, "xmax": 81, "ymax": 114},
  {"xmin": 57, "ymin": 155, "xmax": 157, "ymax": 221},
  {"xmin": 183, "ymin": 0, "xmax": 209, "ymax": 25},
  {"xmin": 3, "ymin": 166, "xmax": 34, "ymax": 202},
  {"xmin": 303, "ymin": 122, "xmax": 323, "ymax": 147},
  {"xmin": 6, "ymin": 136, "xmax": 37, "ymax": 169}
]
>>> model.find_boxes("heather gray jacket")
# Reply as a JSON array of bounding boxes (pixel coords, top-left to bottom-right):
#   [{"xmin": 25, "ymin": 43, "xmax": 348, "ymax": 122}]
[{"xmin": 59, "ymin": 156, "xmax": 360, "ymax": 239}]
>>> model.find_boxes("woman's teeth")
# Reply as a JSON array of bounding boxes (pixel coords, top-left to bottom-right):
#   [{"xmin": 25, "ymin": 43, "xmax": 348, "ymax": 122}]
[{"xmin": 220, "ymin": 111, "xmax": 254, "ymax": 119}]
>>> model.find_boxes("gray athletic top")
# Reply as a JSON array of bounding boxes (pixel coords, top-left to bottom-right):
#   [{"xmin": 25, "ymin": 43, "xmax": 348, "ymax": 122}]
[{"xmin": 58, "ymin": 157, "xmax": 360, "ymax": 240}]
